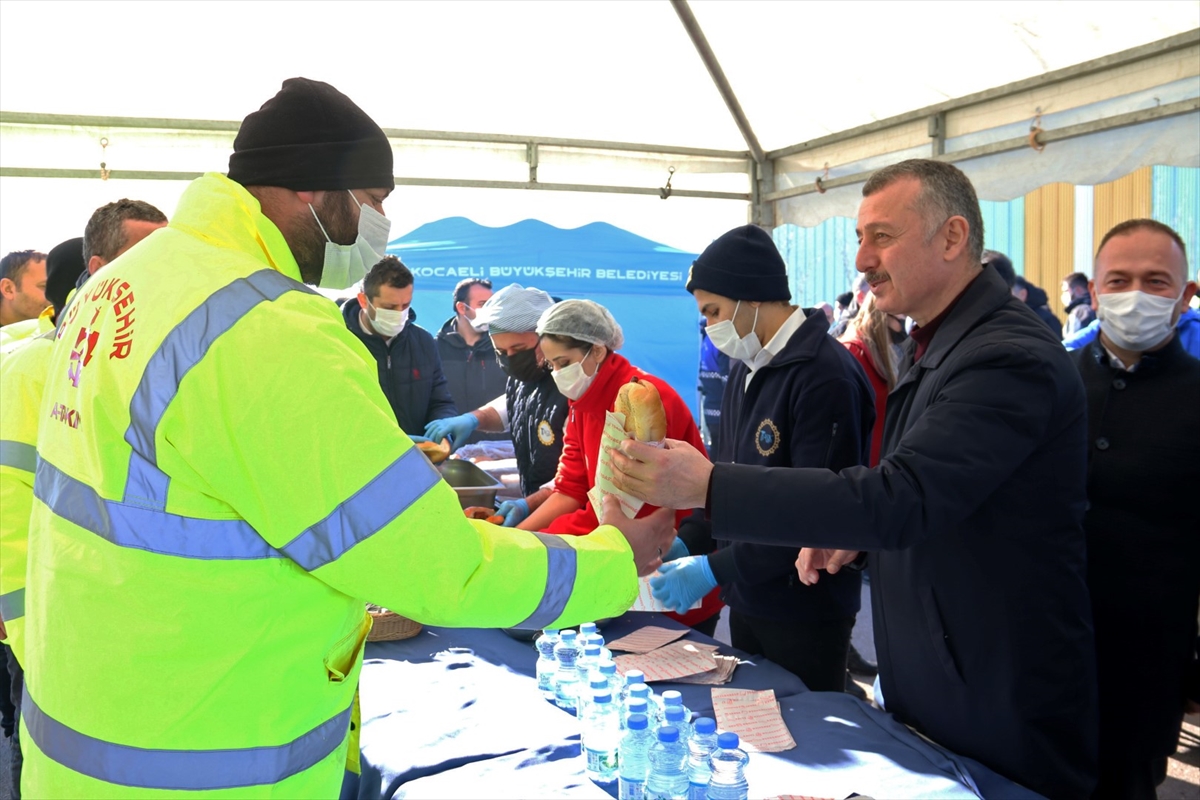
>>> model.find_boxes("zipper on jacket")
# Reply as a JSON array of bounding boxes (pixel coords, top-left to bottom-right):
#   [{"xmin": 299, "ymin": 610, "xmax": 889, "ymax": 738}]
[{"xmin": 823, "ymin": 422, "xmax": 838, "ymax": 467}]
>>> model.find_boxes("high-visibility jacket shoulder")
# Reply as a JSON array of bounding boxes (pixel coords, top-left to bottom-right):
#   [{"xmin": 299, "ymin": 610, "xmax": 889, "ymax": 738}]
[
  {"xmin": 24, "ymin": 173, "xmax": 637, "ymax": 798},
  {"xmin": 0, "ymin": 309, "xmax": 53, "ymax": 361},
  {"xmin": 0, "ymin": 328, "xmax": 54, "ymax": 664}
]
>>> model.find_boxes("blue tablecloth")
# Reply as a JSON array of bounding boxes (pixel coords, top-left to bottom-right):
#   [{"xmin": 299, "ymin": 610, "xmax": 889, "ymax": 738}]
[{"xmin": 357, "ymin": 613, "xmax": 1040, "ymax": 800}]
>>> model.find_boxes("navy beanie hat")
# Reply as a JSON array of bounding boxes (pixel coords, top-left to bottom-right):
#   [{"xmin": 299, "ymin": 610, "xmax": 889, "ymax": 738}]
[
  {"xmin": 686, "ymin": 225, "xmax": 790, "ymax": 302},
  {"xmin": 228, "ymin": 78, "xmax": 394, "ymax": 191}
]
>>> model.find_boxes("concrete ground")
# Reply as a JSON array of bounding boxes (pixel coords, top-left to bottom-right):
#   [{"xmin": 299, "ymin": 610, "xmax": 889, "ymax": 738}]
[{"xmin": 3, "ymin": 587, "xmax": 1196, "ymax": 798}]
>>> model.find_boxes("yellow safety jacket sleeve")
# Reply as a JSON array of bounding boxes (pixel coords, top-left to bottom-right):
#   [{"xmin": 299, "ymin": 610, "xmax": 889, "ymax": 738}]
[{"xmin": 0, "ymin": 332, "xmax": 51, "ymax": 665}]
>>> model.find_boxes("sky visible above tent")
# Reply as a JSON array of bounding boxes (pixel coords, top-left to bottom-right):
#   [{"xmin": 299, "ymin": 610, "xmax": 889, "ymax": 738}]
[{"xmin": 2, "ymin": 0, "xmax": 1196, "ymax": 152}]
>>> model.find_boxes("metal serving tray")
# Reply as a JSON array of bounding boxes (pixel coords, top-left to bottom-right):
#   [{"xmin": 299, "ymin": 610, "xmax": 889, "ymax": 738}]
[{"xmin": 439, "ymin": 459, "xmax": 504, "ymax": 511}]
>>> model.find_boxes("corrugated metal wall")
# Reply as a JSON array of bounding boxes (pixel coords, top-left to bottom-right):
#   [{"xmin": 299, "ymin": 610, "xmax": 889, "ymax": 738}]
[
  {"xmin": 980, "ymin": 198, "xmax": 1026, "ymax": 275},
  {"xmin": 1152, "ymin": 165, "xmax": 1200, "ymax": 275},
  {"xmin": 772, "ymin": 217, "xmax": 858, "ymax": 308},
  {"xmin": 1093, "ymin": 166, "xmax": 1153, "ymax": 254},
  {"xmin": 1023, "ymin": 183, "xmax": 1075, "ymax": 319}
]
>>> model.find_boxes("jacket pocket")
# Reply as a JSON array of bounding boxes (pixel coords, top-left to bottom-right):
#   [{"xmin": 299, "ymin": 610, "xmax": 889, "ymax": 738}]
[
  {"xmin": 919, "ymin": 585, "xmax": 965, "ymax": 686},
  {"xmin": 324, "ymin": 611, "xmax": 372, "ymax": 683}
]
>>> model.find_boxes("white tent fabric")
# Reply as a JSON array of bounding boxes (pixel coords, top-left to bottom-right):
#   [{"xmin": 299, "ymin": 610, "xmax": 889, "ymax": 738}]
[{"xmin": 1, "ymin": 0, "xmax": 1198, "ymax": 253}]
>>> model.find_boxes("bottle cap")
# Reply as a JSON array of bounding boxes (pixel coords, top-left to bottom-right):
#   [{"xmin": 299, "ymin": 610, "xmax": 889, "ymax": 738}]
[
  {"xmin": 599, "ymin": 661, "xmax": 617, "ymax": 675},
  {"xmin": 658, "ymin": 725, "xmax": 679, "ymax": 743},
  {"xmin": 625, "ymin": 670, "xmax": 645, "ymax": 685},
  {"xmin": 542, "ymin": 628, "xmax": 559, "ymax": 636},
  {"xmin": 580, "ymin": 622, "xmax": 597, "ymax": 633},
  {"xmin": 594, "ymin": 692, "xmax": 612, "ymax": 704},
  {"xmin": 627, "ymin": 713, "xmax": 648, "ymax": 730},
  {"xmin": 584, "ymin": 644, "xmax": 602, "ymax": 656},
  {"xmin": 590, "ymin": 674, "xmax": 608, "ymax": 689},
  {"xmin": 560, "ymin": 630, "xmax": 577, "ymax": 641},
  {"xmin": 665, "ymin": 705, "xmax": 685, "ymax": 722},
  {"xmin": 662, "ymin": 690, "xmax": 682, "ymax": 706},
  {"xmin": 693, "ymin": 717, "xmax": 716, "ymax": 735},
  {"xmin": 717, "ymin": 732, "xmax": 739, "ymax": 749},
  {"xmin": 630, "ymin": 683, "xmax": 650, "ymax": 698}
]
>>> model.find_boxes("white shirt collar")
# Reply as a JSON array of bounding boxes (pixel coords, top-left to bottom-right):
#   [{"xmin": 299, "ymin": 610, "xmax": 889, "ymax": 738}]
[{"xmin": 744, "ymin": 307, "xmax": 805, "ymax": 389}]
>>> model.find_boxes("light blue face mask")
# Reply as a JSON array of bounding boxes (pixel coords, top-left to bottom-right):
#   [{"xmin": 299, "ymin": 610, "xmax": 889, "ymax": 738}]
[{"xmin": 310, "ymin": 190, "xmax": 392, "ymax": 290}]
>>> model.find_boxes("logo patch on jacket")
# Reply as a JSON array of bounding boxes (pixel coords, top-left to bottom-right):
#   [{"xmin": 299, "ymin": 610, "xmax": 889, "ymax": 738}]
[
  {"xmin": 755, "ymin": 418, "xmax": 781, "ymax": 457},
  {"xmin": 537, "ymin": 419, "xmax": 555, "ymax": 446}
]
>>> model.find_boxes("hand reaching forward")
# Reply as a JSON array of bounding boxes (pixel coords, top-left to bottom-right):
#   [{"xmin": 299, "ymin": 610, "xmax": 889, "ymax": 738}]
[
  {"xmin": 796, "ymin": 548, "xmax": 861, "ymax": 586},
  {"xmin": 599, "ymin": 493, "xmax": 675, "ymax": 577},
  {"xmin": 609, "ymin": 438, "xmax": 712, "ymax": 510}
]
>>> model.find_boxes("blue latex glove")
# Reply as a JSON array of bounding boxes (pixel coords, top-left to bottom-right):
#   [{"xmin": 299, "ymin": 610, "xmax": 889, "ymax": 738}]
[
  {"xmin": 496, "ymin": 498, "xmax": 530, "ymax": 527},
  {"xmin": 649, "ymin": 556, "xmax": 717, "ymax": 613},
  {"xmin": 408, "ymin": 434, "xmax": 431, "ymax": 444},
  {"xmin": 664, "ymin": 537, "xmax": 690, "ymax": 562},
  {"xmin": 424, "ymin": 413, "xmax": 479, "ymax": 451}
]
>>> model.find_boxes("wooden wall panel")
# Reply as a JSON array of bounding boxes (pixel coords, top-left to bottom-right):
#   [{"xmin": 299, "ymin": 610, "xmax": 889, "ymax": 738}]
[
  {"xmin": 1023, "ymin": 182, "xmax": 1075, "ymax": 321},
  {"xmin": 1092, "ymin": 166, "xmax": 1153, "ymax": 254}
]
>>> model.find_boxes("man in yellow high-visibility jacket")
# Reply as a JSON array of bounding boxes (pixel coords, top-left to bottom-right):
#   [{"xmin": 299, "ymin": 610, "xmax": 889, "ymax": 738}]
[
  {"xmin": 20, "ymin": 78, "xmax": 672, "ymax": 798},
  {"xmin": 2, "ymin": 207, "xmax": 168, "ymax": 799}
]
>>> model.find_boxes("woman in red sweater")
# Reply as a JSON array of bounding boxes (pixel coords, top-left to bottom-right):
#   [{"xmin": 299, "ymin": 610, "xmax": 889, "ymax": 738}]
[
  {"xmin": 837, "ymin": 293, "xmax": 901, "ymax": 466},
  {"xmin": 518, "ymin": 299, "xmax": 722, "ymax": 633}
]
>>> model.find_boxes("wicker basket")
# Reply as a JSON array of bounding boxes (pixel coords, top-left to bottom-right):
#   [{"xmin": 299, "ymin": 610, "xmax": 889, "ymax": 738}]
[{"xmin": 366, "ymin": 605, "xmax": 422, "ymax": 642}]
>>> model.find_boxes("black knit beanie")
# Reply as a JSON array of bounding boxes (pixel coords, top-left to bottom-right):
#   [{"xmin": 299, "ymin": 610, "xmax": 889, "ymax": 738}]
[
  {"xmin": 45, "ymin": 237, "xmax": 85, "ymax": 316},
  {"xmin": 227, "ymin": 78, "xmax": 394, "ymax": 191},
  {"xmin": 686, "ymin": 225, "xmax": 790, "ymax": 301}
]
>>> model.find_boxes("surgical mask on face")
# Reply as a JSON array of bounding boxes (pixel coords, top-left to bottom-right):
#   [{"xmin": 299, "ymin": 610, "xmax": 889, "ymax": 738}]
[
  {"xmin": 312, "ymin": 191, "xmax": 392, "ymax": 291},
  {"xmin": 1097, "ymin": 289, "xmax": 1180, "ymax": 352},
  {"xmin": 552, "ymin": 347, "xmax": 597, "ymax": 400},
  {"xmin": 497, "ymin": 348, "xmax": 547, "ymax": 384},
  {"xmin": 367, "ymin": 299, "xmax": 407, "ymax": 338},
  {"xmin": 706, "ymin": 300, "xmax": 762, "ymax": 362},
  {"xmin": 462, "ymin": 306, "xmax": 489, "ymax": 333}
]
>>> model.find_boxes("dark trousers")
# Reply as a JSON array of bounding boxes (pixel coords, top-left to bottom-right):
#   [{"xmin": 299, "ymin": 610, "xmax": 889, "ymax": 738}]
[
  {"xmin": 729, "ymin": 609, "xmax": 853, "ymax": 693},
  {"xmin": 1092, "ymin": 753, "xmax": 1167, "ymax": 800},
  {"xmin": 0, "ymin": 644, "xmax": 13, "ymax": 736},
  {"xmin": 5, "ymin": 644, "xmax": 21, "ymax": 799}
]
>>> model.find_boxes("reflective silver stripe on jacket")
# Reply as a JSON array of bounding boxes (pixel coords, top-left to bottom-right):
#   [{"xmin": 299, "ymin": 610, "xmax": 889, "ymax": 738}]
[
  {"xmin": 0, "ymin": 588, "xmax": 23, "ymax": 622},
  {"xmin": 0, "ymin": 440, "xmax": 36, "ymax": 472},
  {"xmin": 513, "ymin": 532, "xmax": 578, "ymax": 629},
  {"xmin": 22, "ymin": 683, "xmax": 351, "ymax": 790}
]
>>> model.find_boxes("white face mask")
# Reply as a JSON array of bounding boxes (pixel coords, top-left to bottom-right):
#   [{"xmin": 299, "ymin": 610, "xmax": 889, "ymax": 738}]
[
  {"xmin": 312, "ymin": 191, "xmax": 392, "ymax": 290},
  {"xmin": 367, "ymin": 299, "xmax": 407, "ymax": 338},
  {"xmin": 552, "ymin": 347, "xmax": 597, "ymax": 400},
  {"xmin": 706, "ymin": 300, "xmax": 762, "ymax": 363},
  {"xmin": 463, "ymin": 306, "xmax": 489, "ymax": 333},
  {"xmin": 1097, "ymin": 289, "xmax": 1180, "ymax": 352}
]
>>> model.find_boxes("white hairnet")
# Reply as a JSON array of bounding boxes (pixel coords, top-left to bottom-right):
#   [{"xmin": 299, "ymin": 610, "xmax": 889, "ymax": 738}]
[
  {"xmin": 473, "ymin": 283, "xmax": 554, "ymax": 334},
  {"xmin": 536, "ymin": 299, "xmax": 624, "ymax": 350}
]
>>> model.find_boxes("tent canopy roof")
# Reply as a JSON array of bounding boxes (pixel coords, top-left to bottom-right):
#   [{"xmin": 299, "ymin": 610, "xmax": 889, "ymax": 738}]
[{"xmin": 2, "ymin": 0, "xmax": 1197, "ymax": 153}]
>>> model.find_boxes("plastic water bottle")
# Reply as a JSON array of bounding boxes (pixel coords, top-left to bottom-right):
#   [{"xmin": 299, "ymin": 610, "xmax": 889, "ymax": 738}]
[
  {"xmin": 598, "ymin": 659, "xmax": 618, "ymax": 688},
  {"xmin": 621, "ymin": 670, "xmax": 646, "ymax": 707},
  {"xmin": 577, "ymin": 643, "xmax": 603, "ymax": 686},
  {"xmin": 619, "ymin": 713, "xmax": 654, "ymax": 800},
  {"xmin": 624, "ymin": 697, "xmax": 650, "ymax": 731},
  {"xmin": 535, "ymin": 628, "xmax": 560, "ymax": 701},
  {"xmin": 664, "ymin": 704, "xmax": 691, "ymax": 744},
  {"xmin": 583, "ymin": 691, "xmax": 621, "ymax": 783},
  {"xmin": 686, "ymin": 717, "xmax": 717, "ymax": 800},
  {"xmin": 578, "ymin": 672, "xmax": 610, "ymax": 721},
  {"xmin": 661, "ymin": 691, "xmax": 691, "ymax": 738},
  {"xmin": 629, "ymin": 684, "xmax": 661, "ymax": 728},
  {"xmin": 554, "ymin": 630, "xmax": 581, "ymax": 714},
  {"xmin": 706, "ymin": 732, "xmax": 749, "ymax": 800},
  {"xmin": 580, "ymin": 621, "xmax": 598, "ymax": 640},
  {"xmin": 646, "ymin": 725, "xmax": 689, "ymax": 800}
]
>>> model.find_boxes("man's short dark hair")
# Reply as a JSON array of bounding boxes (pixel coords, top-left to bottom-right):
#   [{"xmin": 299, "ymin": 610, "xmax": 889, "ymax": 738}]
[
  {"xmin": 836, "ymin": 291, "xmax": 853, "ymax": 309},
  {"xmin": 453, "ymin": 277, "xmax": 492, "ymax": 311},
  {"xmin": 363, "ymin": 255, "xmax": 414, "ymax": 299},
  {"xmin": 0, "ymin": 250, "xmax": 47, "ymax": 285},
  {"xmin": 1013, "ymin": 275, "xmax": 1030, "ymax": 292},
  {"xmin": 83, "ymin": 199, "xmax": 168, "ymax": 263},
  {"xmin": 863, "ymin": 159, "xmax": 984, "ymax": 265},
  {"xmin": 1063, "ymin": 272, "xmax": 1090, "ymax": 292},
  {"xmin": 1095, "ymin": 219, "xmax": 1189, "ymax": 277},
  {"xmin": 982, "ymin": 250, "xmax": 1016, "ymax": 289}
]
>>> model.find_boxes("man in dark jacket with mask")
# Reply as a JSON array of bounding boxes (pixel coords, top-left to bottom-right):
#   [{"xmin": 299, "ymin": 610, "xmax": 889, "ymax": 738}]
[
  {"xmin": 611, "ymin": 160, "xmax": 1098, "ymax": 799},
  {"xmin": 343, "ymin": 256, "xmax": 457, "ymax": 435},
  {"xmin": 1072, "ymin": 219, "xmax": 1199, "ymax": 799},
  {"xmin": 436, "ymin": 278, "xmax": 509, "ymax": 447},
  {"xmin": 427, "ymin": 284, "xmax": 568, "ymax": 527}
]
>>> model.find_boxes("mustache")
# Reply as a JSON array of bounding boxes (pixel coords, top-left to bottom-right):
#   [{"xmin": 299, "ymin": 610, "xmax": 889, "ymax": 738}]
[{"xmin": 864, "ymin": 270, "xmax": 888, "ymax": 284}]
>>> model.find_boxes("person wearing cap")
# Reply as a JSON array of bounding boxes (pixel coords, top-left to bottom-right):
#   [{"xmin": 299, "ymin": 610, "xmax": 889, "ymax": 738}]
[
  {"xmin": 1, "ymin": 199, "xmax": 166, "ymax": 798},
  {"xmin": 425, "ymin": 284, "xmax": 569, "ymax": 526},
  {"xmin": 648, "ymin": 225, "xmax": 874, "ymax": 692},
  {"xmin": 517, "ymin": 298, "xmax": 724, "ymax": 635},
  {"xmin": 19, "ymin": 79, "xmax": 674, "ymax": 798}
]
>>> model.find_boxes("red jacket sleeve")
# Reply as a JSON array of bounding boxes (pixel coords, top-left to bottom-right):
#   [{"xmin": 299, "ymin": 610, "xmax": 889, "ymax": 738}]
[
  {"xmin": 552, "ymin": 406, "xmax": 589, "ymax": 506},
  {"xmin": 638, "ymin": 373, "xmax": 708, "ymax": 529}
]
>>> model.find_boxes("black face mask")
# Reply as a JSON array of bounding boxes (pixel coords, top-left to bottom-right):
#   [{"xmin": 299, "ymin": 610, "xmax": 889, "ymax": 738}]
[{"xmin": 497, "ymin": 348, "xmax": 549, "ymax": 384}]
